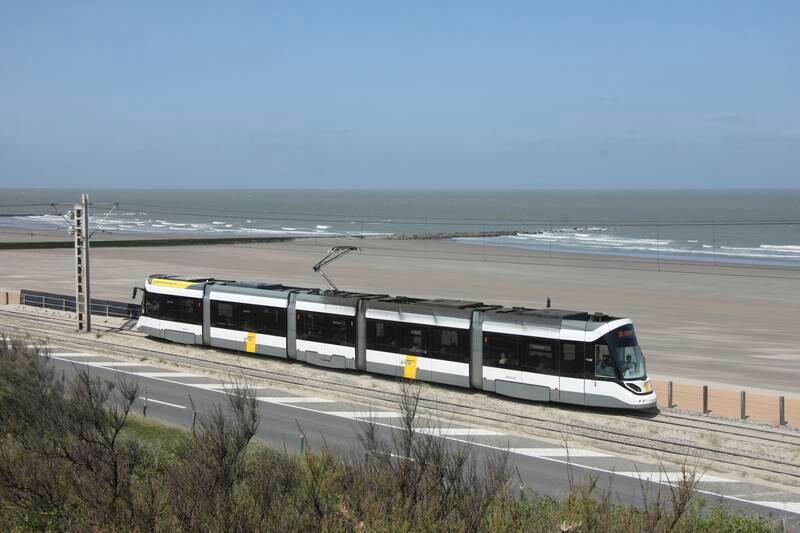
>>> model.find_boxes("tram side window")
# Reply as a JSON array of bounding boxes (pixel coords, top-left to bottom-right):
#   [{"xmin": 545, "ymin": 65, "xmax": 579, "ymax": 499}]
[
  {"xmin": 175, "ymin": 297, "xmax": 202, "ymax": 325},
  {"xmin": 239, "ymin": 304, "xmax": 265, "ymax": 333},
  {"xmin": 261, "ymin": 306, "xmax": 288, "ymax": 336},
  {"xmin": 296, "ymin": 311, "xmax": 355, "ymax": 347},
  {"xmin": 367, "ymin": 320, "xmax": 402, "ymax": 352},
  {"xmin": 520, "ymin": 339, "xmax": 557, "ymax": 374},
  {"xmin": 211, "ymin": 301, "xmax": 236, "ymax": 329},
  {"xmin": 145, "ymin": 292, "xmax": 202, "ymax": 324},
  {"xmin": 559, "ymin": 342, "xmax": 584, "ymax": 378},
  {"xmin": 429, "ymin": 327, "xmax": 470, "ymax": 362},
  {"xmin": 212, "ymin": 302, "xmax": 288, "ymax": 336},
  {"xmin": 403, "ymin": 325, "xmax": 428, "ymax": 356},
  {"xmin": 593, "ymin": 341, "xmax": 616, "ymax": 379},
  {"xmin": 483, "ymin": 333, "xmax": 519, "ymax": 368},
  {"xmin": 144, "ymin": 292, "xmax": 162, "ymax": 318}
]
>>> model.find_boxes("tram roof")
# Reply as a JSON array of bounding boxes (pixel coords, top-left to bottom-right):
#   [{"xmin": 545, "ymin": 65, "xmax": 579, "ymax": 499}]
[
  {"xmin": 146, "ymin": 275, "xmax": 622, "ymax": 323},
  {"xmin": 484, "ymin": 307, "xmax": 620, "ymax": 323}
]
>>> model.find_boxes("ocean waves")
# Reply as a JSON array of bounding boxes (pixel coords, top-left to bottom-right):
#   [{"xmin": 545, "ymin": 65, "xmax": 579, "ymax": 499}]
[
  {"xmin": 1, "ymin": 214, "xmax": 393, "ymax": 238},
  {"xmin": 4, "ymin": 212, "xmax": 798, "ymax": 266},
  {"xmin": 455, "ymin": 228, "xmax": 800, "ymax": 265}
]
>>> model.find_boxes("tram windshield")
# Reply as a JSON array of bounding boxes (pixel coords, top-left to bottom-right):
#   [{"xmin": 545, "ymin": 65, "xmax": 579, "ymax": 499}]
[{"xmin": 606, "ymin": 325, "xmax": 647, "ymax": 380}]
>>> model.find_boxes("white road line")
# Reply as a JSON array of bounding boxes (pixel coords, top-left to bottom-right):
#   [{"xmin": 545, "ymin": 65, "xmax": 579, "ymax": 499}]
[
  {"xmin": 194, "ymin": 383, "xmax": 257, "ymax": 390},
  {"xmin": 325, "ymin": 411, "xmax": 402, "ymax": 419},
  {"xmin": 134, "ymin": 372, "xmax": 203, "ymax": 378},
  {"xmin": 44, "ymin": 357, "xmax": 800, "ymax": 517},
  {"xmin": 749, "ymin": 501, "xmax": 800, "ymax": 515},
  {"xmin": 614, "ymin": 472, "xmax": 737, "ymax": 484},
  {"xmin": 511, "ymin": 447, "xmax": 612, "ymax": 458},
  {"xmin": 415, "ymin": 428, "xmax": 504, "ymax": 437},
  {"xmin": 138, "ymin": 397, "xmax": 186, "ymax": 409},
  {"xmin": 49, "ymin": 353, "xmax": 100, "ymax": 358},
  {"xmin": 86, "ymin": 362, "xmax": 148, "ymax": 367},
  {"xmin": 257, "ymin": 396, "xmax": 336, "ymax": 404}
]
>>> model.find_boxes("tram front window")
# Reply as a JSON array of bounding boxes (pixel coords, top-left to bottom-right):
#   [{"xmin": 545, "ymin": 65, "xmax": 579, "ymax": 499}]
[{"xmin": 606, "ymin": 325, "xmax": 647, "ymax": 381}]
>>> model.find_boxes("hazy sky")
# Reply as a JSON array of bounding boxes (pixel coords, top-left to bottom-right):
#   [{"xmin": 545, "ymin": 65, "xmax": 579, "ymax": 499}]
[{"xmin": 1, "ymin": 1, "xmax": 798, "ymax": 189}]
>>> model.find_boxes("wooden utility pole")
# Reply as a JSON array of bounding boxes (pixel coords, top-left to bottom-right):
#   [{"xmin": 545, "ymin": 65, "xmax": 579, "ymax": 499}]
[{"xmin": 72, "ymin": 193, "xmax": 91, "ymax": 332}]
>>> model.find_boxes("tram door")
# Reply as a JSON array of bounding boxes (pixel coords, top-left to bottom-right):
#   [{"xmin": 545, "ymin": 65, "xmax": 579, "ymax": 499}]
[
  {"xmin": 583, "ymin": 341, "xmax": 616, "ymax": 406},
  {"xmin": 558, "ymin": 341, "xmax": 585, "ymax": 405}
]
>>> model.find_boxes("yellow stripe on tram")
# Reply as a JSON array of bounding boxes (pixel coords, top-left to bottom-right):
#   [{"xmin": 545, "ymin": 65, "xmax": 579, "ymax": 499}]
[
  {"xmin": 403, "ymin": 355, "xmax": 418, "ymax": 379},
  {"xmin": 246, "ymin": 332, "xmax": 257, "ymax": 353},
  {"xmin": 150, "ymin": 278, "xmax": 196, "ymax": 289}
]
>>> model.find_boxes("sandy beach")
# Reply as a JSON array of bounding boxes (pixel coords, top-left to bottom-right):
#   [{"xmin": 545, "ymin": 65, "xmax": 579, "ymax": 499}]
[{"xmin": 1, "ymin": 235, "xmax": 798, "ymax": 394}]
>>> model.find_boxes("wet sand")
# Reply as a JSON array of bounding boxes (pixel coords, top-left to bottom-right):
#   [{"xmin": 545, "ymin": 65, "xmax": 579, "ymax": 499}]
[{"xmin": 1, "ymin": 236, "xmax": 798, "ymax": 393}]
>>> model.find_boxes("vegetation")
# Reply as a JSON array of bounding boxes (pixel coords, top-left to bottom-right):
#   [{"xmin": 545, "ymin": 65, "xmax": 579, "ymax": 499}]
[{"xmin": 0, "ymin": 336, "xmax": 787, "ymax": 532}]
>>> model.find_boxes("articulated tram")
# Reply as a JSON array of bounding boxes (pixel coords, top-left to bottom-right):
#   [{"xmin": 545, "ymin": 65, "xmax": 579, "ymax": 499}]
[{"xmin": 135, "ymin": 275, "xmax": 656, "ymax": 410}]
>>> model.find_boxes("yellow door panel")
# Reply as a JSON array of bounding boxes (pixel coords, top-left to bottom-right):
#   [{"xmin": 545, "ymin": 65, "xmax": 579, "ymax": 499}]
[
  {"xmin": 403, "ymin": 355, "xmax": 418, "ymax": 379},
  {"xmin": 246, "ymin": 332, "xmax": 257, "ymax": 353}
]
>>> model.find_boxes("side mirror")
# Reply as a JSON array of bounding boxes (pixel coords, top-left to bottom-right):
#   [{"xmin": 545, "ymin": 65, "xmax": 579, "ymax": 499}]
[{"xmin": 132, "ymin": 287, "xmax": 143, "ymax": 300}]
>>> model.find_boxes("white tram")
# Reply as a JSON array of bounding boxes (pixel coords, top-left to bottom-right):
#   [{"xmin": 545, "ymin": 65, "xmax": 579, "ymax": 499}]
[{"xmin": 135, "ymin": 275, "xmax": 656, "ymax": 409}]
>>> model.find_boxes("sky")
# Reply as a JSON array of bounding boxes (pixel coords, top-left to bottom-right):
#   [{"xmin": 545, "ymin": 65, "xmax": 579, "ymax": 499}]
[{"xmin": 0, "ymin": 1, "xmax": 798, "ymax": 189}]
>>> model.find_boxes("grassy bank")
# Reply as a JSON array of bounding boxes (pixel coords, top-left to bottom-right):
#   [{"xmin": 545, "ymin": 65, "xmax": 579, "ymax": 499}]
[{"xmin": 0, "ymin": 337, "xmax": 787, "ymax": 532}]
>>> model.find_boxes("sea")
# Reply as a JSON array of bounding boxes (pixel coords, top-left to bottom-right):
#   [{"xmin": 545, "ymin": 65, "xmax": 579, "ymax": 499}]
[{"xmin": 1, "ymin": 188, "xmax": 799, "ymax": 267}]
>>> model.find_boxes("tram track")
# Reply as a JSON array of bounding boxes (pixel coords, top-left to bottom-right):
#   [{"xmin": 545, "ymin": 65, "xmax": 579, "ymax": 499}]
[
  {"xmin": 4, "ymin": 308, "xmax": 797, "ymax": 444},
  {"xmin": 2, "ymin": 307, "xmax": 800, "ymax": 486}
]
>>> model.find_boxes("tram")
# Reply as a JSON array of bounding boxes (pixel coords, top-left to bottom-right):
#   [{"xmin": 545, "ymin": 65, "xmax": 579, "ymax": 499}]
[{"xmin": 135, "ymin": 275, "xmax": 655, "ymax": 409}]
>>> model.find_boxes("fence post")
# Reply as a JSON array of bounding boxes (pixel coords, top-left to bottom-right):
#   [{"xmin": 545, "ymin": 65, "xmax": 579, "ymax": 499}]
[
  {"xmin": 667, "ymin": 381, "xmax": 673, "ymax": 408},
  {"xmin": 779, "ymin": 396, "xmax": 786, "ymax": 426},
  {"xmin": 702, "ymin": 385, "xmax": 709, "ymax": 414},
  {"xmin": 740, "ymin": 391, "xmax": 746, "ymax": 420}
]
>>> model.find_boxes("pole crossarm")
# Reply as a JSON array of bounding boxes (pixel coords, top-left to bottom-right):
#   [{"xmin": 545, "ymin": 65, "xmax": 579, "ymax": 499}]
[
  {"xmin": 312, "ymin": 246, "xmax": 360, "ymax": 291},
  {"xmin": 51, "ymin": 203, "xmax": 76, "ymax": 232}
]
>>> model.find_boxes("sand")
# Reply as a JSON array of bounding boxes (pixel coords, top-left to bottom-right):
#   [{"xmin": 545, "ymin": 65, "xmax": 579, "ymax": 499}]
[{"xmin": 1, "ymin": 235, "xmax": 798, "ymax": 393}]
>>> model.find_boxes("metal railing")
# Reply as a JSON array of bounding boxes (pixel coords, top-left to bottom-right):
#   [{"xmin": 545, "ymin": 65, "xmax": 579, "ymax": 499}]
[{"xmin": 19, "ymin": 290, "xmax": 140, "ymax": 319}]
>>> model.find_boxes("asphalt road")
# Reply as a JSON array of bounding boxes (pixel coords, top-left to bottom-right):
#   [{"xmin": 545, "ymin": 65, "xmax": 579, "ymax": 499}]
[{"xmin": 46, "ymin": 352, "xmax": 800, "ymax": 527}]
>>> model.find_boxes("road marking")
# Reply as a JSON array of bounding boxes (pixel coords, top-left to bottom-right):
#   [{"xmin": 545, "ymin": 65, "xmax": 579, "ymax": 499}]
[
  {"xmin": 44, "ymin": 354, "xmax": 800, "ymax": 517},
  {"xmin": 257, "ymin": 396, "xmax": 336, "ymax": 404},
  {"xmin": 511, "ymin": 447, "xmax": 613, "ymax": 458},
  {"xmin": 326, "ymin": 411, "xmax": 402, "ymax": 419},
  {"xmin": 749, "ymin": 501, "xmax": 800, "ymax": 515},
  {"xmin": 49, "ymin": 352, "xmax": 100, "ymax": 357},
  {"xmin": 134, "ymin": 372, "xmax": 203, "ymax": 378},
  {"xmin": 86, "ymin": 362, "xmax": 148, "ymax": 367},
  {"xmin": 415, "ymin": 427, "xmax": 504, "ymax": 437},
  {"xmin": 614, "ymin": 472, "xmax": 737, "ymax": 484},
  {"xmin": 138, "ymin": 397, "xmax": 186, "ymax": 409},
  {"xmin": 194, "ymin": 383, "xmax": 257, "ymax": 390}
]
